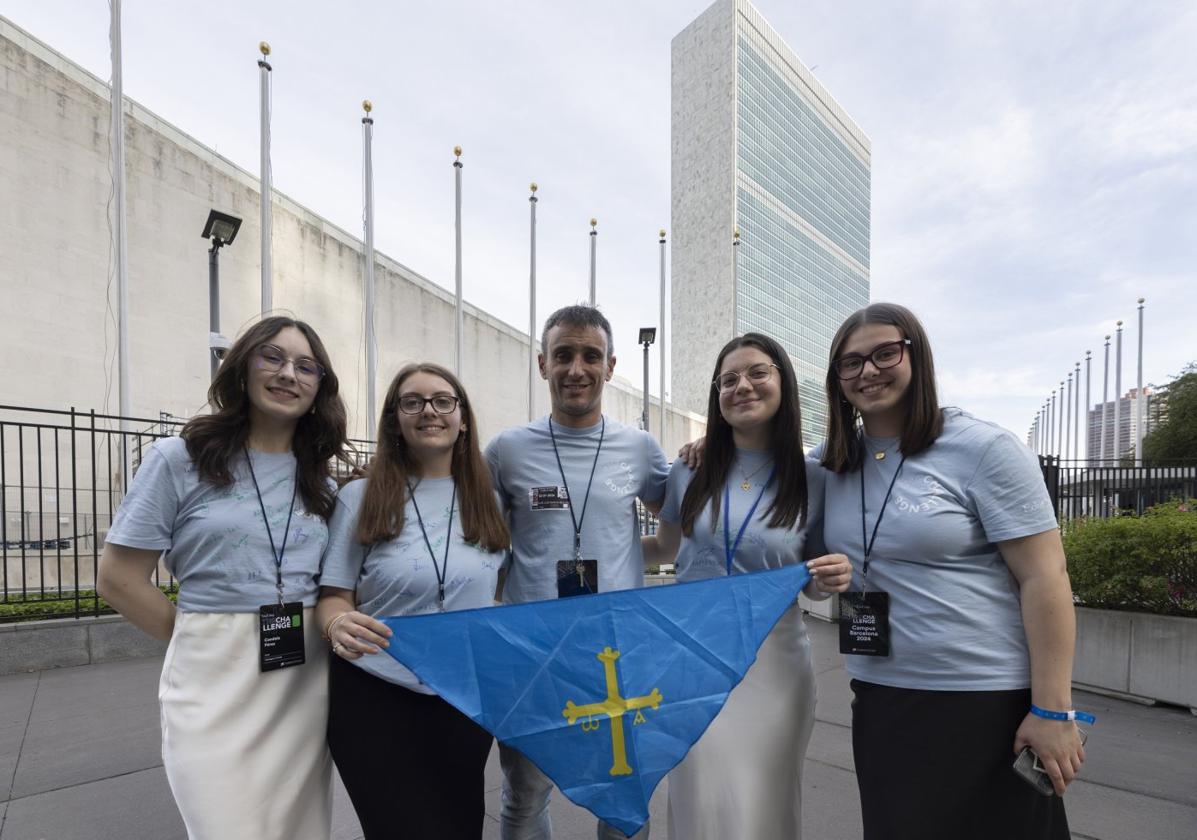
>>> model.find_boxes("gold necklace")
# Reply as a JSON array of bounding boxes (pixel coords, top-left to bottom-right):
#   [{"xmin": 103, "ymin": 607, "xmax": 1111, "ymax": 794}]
[{"xmin": 738, "ymin": 458, "xmax": 773, "ymax": 491}]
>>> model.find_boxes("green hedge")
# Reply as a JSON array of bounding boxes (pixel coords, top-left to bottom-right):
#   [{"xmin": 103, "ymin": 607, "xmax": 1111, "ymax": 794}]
[
  {"xmin": 0, "ymin": 586, "xmax": 178, "ymax": 623},
  {"xmin": 1063, "ymin": 500, "xmax": 1197, "ymax": 617}
]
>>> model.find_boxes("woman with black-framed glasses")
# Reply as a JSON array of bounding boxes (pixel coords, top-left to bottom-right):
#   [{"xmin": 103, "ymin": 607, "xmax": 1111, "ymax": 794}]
[
  {"xmin": 819, "ymin": 303, "xmax": 1082, "ymax": 840},
  {"xmin": 98, "ymin": 316, "xmax": 351, "ymax": 840},
  {"xmin": 316, "ymin": 362, "xmax": 508, "ymax": 839}
]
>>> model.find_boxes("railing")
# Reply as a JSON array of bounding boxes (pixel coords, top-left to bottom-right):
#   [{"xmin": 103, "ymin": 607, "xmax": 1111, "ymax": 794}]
[
  {"xmin": 0, "ymin": 405, "xmax": 372, "ymax": 622},
  {"xmin": 1038, "ymin": 455, "xmax": 1197, "ymax": 525}
]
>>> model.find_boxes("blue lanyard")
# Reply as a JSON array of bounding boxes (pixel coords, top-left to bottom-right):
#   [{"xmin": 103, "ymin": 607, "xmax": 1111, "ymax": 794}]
[{"xmin": 723, "ymin": 468, "xmax": 775, "ymax": 575}]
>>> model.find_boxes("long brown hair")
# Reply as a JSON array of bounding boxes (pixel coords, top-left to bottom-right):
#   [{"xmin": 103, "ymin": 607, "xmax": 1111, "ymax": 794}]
[
  {"xmin": 180, "ymin": 316, "xmax": 350, "ymax": 521},
  {"xmin": 821, "ymin": 302, "xmax": 943, "ymax": 474},
  {"xmin": 679, "ymin": 333, "xmax": 808, "ymax": 535},
  {"xmin": 355, "ymin": 363, "xmax": 509, "ymax": 551}
]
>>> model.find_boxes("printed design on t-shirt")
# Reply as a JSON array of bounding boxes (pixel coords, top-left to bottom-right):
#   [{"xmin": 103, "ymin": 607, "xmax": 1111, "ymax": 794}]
[
  {"xmin": 604, "ymin": 461, "xmax": 637, "ymax": 496},
  {"xmin": 1021, "ymin": 498, "xmax": 1050, "ymax": 515},
  {"xmin": 893, "ymin": 475, "xmax": 949, "ymax": 515}
]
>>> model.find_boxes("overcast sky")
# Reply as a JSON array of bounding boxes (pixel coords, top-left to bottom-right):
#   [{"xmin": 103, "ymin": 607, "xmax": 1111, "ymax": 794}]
[{"xmin": 6, "ymin": 0, "xmax": 1196, "ymax": 443}]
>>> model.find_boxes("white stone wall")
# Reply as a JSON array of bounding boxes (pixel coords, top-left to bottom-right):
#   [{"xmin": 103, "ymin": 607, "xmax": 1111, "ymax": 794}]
[
  {"xmin": 670, "ymin": 0, "xmax": 737, "ymax": 417},
  {"xmin": 0, "ymin": 18, "xmax": 704, "ymax": 455}
]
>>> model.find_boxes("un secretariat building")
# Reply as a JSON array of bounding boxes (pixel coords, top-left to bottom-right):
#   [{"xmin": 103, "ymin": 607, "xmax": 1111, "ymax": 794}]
[{"xmin": 672, "ymin": 0, "xmax": 871, "ymax": 449}]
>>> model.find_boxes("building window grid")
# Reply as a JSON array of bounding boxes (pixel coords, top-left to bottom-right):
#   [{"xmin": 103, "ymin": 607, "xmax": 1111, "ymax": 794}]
[
  {"xmin": 734, "ymin": 43, "xmax": 871, "ymax": 265},
  {"xmin": 736, "ymin": 104, "xmax": 870, "ymax": 264}
]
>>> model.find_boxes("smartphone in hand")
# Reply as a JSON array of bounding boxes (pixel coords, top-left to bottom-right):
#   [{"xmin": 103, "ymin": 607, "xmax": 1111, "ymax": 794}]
[{"xmin": 1011, "ymin": 729, "xmax": 1088, "ymax": 796}]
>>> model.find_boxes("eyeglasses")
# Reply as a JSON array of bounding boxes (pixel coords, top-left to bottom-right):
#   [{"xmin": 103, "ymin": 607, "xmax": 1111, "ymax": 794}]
[
  {"xmin": 253, "ymin": 344, "xmax": 326, "ymax": 384},
  {"xmin": 714, "ymin": 363, "xmax": 779, "ymax": 392},
  {"xmin": 832, "ymin": 339, "xmax": 911, "ymax": 380},
  {"xmin": 398, "ymin": 394, "xmax": 461, "ymax": 415}
]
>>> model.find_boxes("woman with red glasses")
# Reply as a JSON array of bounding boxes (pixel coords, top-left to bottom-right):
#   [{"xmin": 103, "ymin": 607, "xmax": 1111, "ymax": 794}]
[
  {"xmin": 99, "ymin": 316, "xmax": 351, "ymax": 840},
  {"xmin": 820, "ymin": 302, "xmax": 1084, "ymax": 839}
]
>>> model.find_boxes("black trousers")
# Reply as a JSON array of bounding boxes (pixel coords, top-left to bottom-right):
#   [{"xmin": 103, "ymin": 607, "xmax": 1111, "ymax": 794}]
[
  {"xmin": 328, "ymin": 654, "xmax": 494, "ymax": 840},
  {"xmin": 851, "ymin": 680, "xmax": 1070, "ymax": 840}
]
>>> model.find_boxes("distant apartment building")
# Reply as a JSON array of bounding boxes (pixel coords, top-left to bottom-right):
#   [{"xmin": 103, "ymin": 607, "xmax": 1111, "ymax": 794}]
[
  {"xmin": 1087, "ymin": 388, "xmax": 1152, "ymax": 461},
  {"xmin": 671, "ymin": 0, "xmax": 870, "ymax": 447}
]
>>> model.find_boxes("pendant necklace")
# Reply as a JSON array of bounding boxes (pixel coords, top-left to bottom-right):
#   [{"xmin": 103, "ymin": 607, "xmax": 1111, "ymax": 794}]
[{"xmin": 738, "ymin": 457, "xmax": 773, "ymax": 491}]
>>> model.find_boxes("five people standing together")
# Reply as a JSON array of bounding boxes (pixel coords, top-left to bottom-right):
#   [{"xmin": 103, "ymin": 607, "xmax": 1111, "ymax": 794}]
[{"xmin": 100, "ymin": 301, "xmax": 1085, "ymax": 840}]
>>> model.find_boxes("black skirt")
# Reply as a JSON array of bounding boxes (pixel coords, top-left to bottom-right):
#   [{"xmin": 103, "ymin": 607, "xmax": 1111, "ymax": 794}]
[
  {"xmin": 328, "ymin": 653, "xmax": 494, "ymax": 840},
  {"xmin": 851, "ymin": 679, "xmax": 1071, "ymax": 840}
]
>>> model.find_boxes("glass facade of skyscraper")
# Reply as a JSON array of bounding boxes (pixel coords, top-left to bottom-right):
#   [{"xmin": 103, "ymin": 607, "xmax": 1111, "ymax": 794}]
[{"xmin": 734, "ymin": 35, "xmax": 870, "ymax": 447}]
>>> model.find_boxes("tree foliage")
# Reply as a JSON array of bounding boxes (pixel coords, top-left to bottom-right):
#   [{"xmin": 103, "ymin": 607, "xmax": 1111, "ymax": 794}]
[{"xmin": 1143, "ymin": 363, "xmax": 1197, "ymax": 462}]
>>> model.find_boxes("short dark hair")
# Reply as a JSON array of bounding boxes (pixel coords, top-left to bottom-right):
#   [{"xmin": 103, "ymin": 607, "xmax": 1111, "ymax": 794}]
[
  {"xmin": 540, "ymin": 305, "xmax": 615, "ymax": 358},
  {"xmin": 679, "ymin": 333, "xmax": 808, "ymax": 534},
  {"xmin": 821, "ymin": 302, "xmax": 943, "ymax": 474}
]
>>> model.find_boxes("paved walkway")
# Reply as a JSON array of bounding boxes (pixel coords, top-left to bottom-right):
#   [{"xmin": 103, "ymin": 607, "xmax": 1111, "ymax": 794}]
[{"xmin": 1, "ymin": 618, "xmax": 1194, "ymax": 839}]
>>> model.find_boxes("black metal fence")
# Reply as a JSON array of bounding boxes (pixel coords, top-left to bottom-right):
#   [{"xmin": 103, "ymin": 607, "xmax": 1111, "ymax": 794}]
[
  {"xmin": 0, "ymin": 405, "xmax": 372, "ymax": 622},
  {"xmin": 1039, "ymin": 456, "xmax": 1197, "ymax": 525}
]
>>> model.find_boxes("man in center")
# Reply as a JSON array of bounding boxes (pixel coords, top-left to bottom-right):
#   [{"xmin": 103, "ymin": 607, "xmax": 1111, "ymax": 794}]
[{"xmin": 485, "ymin": 304, "xmax": 670, "ymax": 840}]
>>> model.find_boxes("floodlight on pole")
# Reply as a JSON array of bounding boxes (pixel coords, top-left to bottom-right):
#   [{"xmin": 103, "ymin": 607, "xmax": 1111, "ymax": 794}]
[
  {"xmin": 201, "ymin": 209, "xmax": 242, "ymax": 381},
  {"xmin": 639, "ymin": 327, "xmax": 657, "ymax": 433}
]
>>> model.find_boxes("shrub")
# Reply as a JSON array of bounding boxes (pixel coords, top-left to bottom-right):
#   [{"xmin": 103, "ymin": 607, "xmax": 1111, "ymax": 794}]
[
  {"xmin": 0, "ymin": 586, "xmax": 178, "ymax": 623},
  {"xmin": 1063, "ymin": 500, "xmax": 1197, "ymax": 617}
]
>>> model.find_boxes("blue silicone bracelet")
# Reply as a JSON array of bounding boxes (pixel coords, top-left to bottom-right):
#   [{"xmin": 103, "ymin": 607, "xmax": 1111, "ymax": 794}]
[{"xmin": 1030, "ymin": 704, "xmax": 1096, "ymax": 725}]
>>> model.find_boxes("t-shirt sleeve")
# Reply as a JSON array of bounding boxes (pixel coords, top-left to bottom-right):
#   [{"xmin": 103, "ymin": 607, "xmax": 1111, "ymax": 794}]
[
  {"xmin": 964, "ymin": 432, "xmax": 1057, "ymax": 543},
  {"xmin": 318, "ymin": 481, "xmax": 369, "ymax": 591},
  {"xmin": 659, "ymin": 459, "xmax": 693, "ymax": 524},
  {"xmin": 638, "ymin": 435, "xmax": 670, "ymax": 504},
  {"xmin": 105, "ymin": 441, "xmax": 181, "ymax": 551}
]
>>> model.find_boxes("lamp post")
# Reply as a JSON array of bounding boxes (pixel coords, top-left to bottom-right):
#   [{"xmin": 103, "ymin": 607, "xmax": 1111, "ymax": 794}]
[
  {"xmin": 638, "ymin": 327, "xmax": 657, "ymax": 433},
  {"xmin": 201, "ymin": 209, "xmax": 242, "ymax": 381}
]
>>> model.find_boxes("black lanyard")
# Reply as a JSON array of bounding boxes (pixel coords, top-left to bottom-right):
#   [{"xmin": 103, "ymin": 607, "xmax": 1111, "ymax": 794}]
[
  {"xmin": 244, "ymin": 447, "xmax": 299, "ymax": 606},
  {"xmin": 859, "ymin": 454, "xmax": 906, "ymax": 586},
  {"xmin": 548, "ymin": 416, "xmax": 606, "ymax": 561},
  {"xmin": 407, "ymin": 479, "xmax": 457, "ymax": 610}
]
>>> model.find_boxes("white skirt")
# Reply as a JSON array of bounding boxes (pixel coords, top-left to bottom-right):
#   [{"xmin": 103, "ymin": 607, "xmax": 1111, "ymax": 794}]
[
  {"xmin": 667, "ymin": 604, "xmax": 816, "ymax": 840},
  {"xmin": 159, "ymin": 608, "xmax": 332, "ymax": 840}
]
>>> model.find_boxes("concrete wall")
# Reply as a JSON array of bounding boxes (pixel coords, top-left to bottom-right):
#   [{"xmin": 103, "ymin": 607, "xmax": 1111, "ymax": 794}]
[
  {"xmin": 0, "ymin": 17, "xmax": 706, "ymax": 553},
  {"xmin": 0, "ymin": 17, "xmax": 704, "ymax": 453},
  {"xmin": 670, "ymin": 0, "xmax": 737, "ymax": 417}
]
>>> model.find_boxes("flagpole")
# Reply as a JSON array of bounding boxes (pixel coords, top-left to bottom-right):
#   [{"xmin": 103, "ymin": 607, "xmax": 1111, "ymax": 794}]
[
  {"xmin": 1057, "ymin": 382, "xmax": 1065, "ymax": 457},
  {"xmin": 1114, "ymin": 321, "xmax": 1123, "ymax": 461},
  {"xmin": 528, "ymin": 183, "xmax": 538, "ymax": 422},
  {"xmin": 1065, "ymin": 373, "xmax": 1072, "ymax": 462},
  {"xmin": 362, "ymin": 100, "xmax": 377, "ymax": 441},
  {"xmin": 1073, "ymin": 361, "xmax": 1081, "ymax": 461},
  {"xmin": 1050, "ymin": 392, "xmax": 1057, "ymax": 457},
  {"xmin": 589, "ymin": 218, "xmax": 597, "ymax": 306},
  {"xmin": 110, "ymin": 0, "xmax": 131, "ymax": 477},
  {"xmin": 1084, "ymin": 351, "xmax": 1092, "ymax": 462},
  {"xmin": 258, "ymin": 42, "xmax": 273, "ymax": 315},
  {"xmin": 1099, "ymin": 336, "xmax": 1110, "ymax": 463},
  {"xmin": 454, "ymin": 146, "xmax": 463, "ymax": 376},
  {"xmin": 658, "ymin": 228, "xmax": 667, "ymax": 443},
  {"xmin": 1135, "ymin": 298, "xmax": 1145, "ymax": 465}
]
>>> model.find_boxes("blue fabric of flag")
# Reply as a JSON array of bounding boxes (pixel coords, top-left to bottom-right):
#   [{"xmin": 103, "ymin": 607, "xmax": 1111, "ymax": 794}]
[{"xmin": 380, "ymin": 563, "xmax": 811, "ymax": 837}]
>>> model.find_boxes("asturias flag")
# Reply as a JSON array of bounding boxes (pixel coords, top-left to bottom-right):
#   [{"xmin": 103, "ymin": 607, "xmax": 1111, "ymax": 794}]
[{"xmin": 381, "ymin": 563, "xmax": 811, "ymax": 837}]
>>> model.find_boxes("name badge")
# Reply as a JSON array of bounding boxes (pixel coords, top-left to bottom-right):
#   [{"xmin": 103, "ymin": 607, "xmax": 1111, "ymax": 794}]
[
  {"xmin": 838, "ymin": 591, "xmax": 890, "ymax": 657},
  {"xmin": 530, "ymin": 485, "xmax": 571, "ymax": 511},
  {"xmin": 556, "ymin": 559, "xmax": 598, "ymax": 598},
  {"xmin": 259, "ymin": 602, "xmax": 306, "ymax": 672}
]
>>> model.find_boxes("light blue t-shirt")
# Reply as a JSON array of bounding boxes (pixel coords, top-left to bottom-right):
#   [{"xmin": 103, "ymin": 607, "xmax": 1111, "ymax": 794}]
[
  {"xmin": 659, "ymin": 449, "xmax": 824, "ymax": 581},
  {"xmin": 485, "ymin": 415, "xmax": 669, "ymax": 604},
  {"xmin": 320, "ymin": 476, "xmax": 506, "ymax": 694},
  {"xmin": 105, "ymin": 436, "xmax": 329, "ymax": 613},
  {"xmin": 819, "ymin": 409, "xmax": 1058, "ymax": 691}
]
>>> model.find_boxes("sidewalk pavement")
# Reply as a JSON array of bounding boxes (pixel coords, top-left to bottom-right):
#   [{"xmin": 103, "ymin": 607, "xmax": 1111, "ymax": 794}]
[{"xmin": 1, "ymin": 617, "xmax": 1194, "ymax": 840}]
